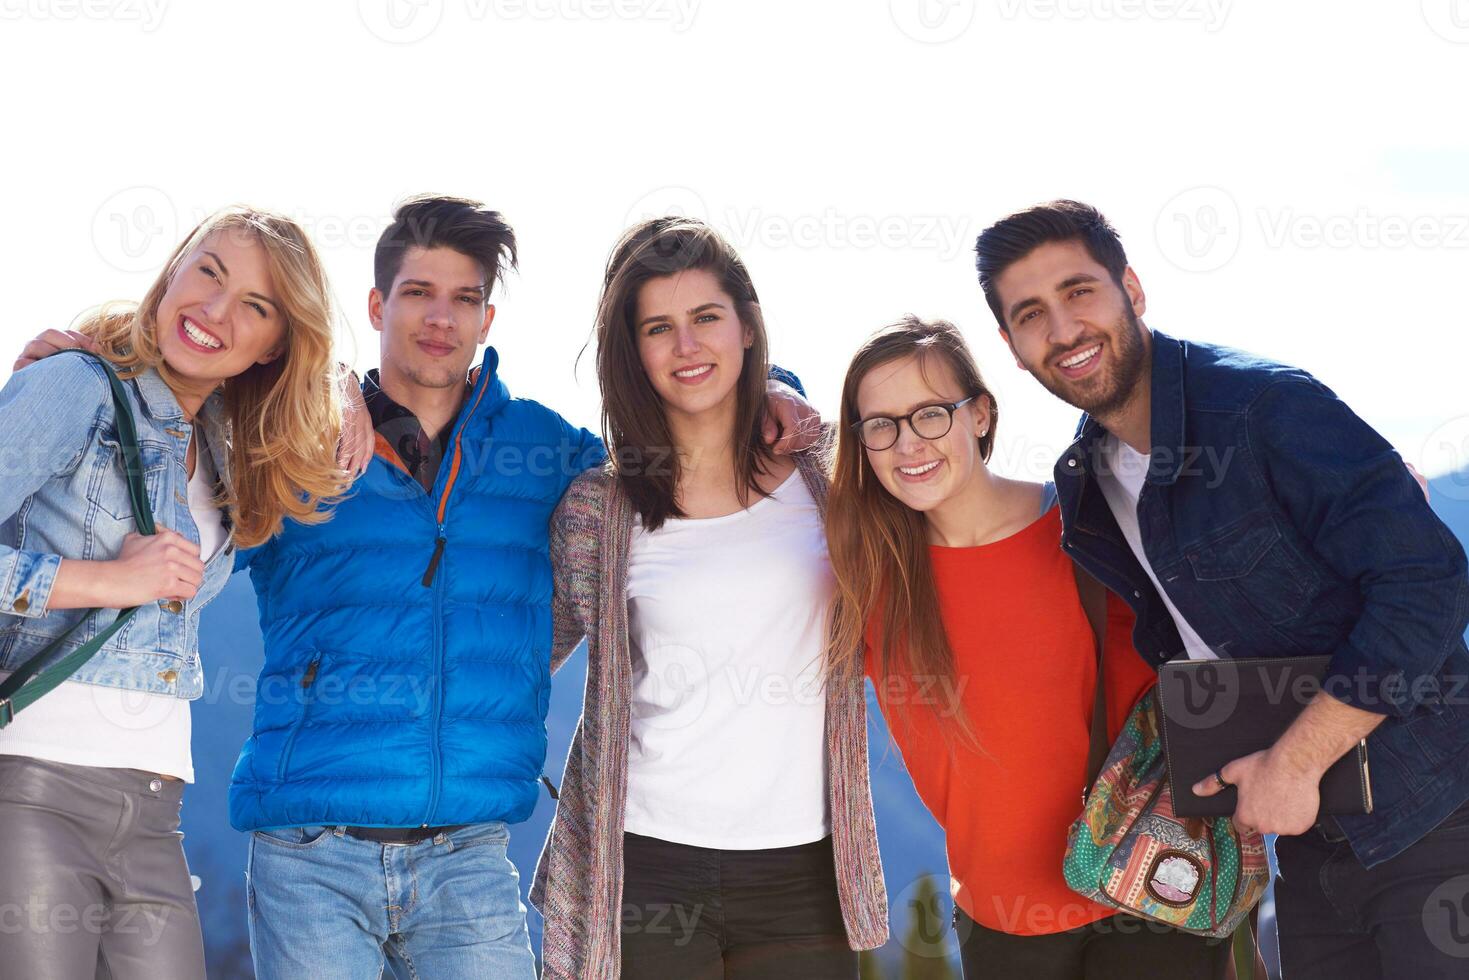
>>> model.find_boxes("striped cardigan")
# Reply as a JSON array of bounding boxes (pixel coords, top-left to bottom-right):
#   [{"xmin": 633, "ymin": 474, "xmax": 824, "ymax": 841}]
[{"xmin": 530, "ymin": 451, "xmax": 889, "ymax": 978}]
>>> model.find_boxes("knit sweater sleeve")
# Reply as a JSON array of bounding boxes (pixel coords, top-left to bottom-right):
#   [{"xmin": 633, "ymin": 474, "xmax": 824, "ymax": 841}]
[{"xmin": 549, "ymin": 466, "xmax": 609, "ymax": 674}]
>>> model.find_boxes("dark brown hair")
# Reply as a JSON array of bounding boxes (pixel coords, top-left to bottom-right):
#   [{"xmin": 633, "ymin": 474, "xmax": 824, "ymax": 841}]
[
  {"xmin": 374, "ymin": 194, "xmax": 518, "ymax": 299},
  {"xmin": 595, "ymin": 217, "xmax": 774, "ymax": 531},
  {"xmin": 826, "ymin": 315, "xmax": 997, "ymax": 739},
  {"xmin": 975, "ymin": 199, "xmax": 1129, "ymax": 330}
]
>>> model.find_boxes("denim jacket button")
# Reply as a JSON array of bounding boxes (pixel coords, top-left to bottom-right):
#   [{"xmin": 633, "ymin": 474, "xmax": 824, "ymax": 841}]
[
  {"xmin": 159, "ymin": 669, "xmax": 178, "ymax": 684},
  {"xmin": 12, "ymin": 592, "xmax": 29, "ymax": 614},
  {"xmin": 163, "ymin": 599, "xmax": 183, "ymax": 614}
]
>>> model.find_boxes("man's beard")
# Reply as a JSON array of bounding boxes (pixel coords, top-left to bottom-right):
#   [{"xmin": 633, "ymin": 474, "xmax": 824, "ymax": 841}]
[{"xmin": 1032, "ymin": 305, "xmax": 1147, "ymax": 419}]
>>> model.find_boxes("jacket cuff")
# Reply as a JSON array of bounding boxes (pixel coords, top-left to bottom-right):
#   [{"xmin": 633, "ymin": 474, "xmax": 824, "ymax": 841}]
[
  {"xmin": 1322, "ymin": 641, "xmax": 1424, "ymax": 719},
  {"xmin": 1, "ymin": 551, "xmax": 62, "ymax": 619}
]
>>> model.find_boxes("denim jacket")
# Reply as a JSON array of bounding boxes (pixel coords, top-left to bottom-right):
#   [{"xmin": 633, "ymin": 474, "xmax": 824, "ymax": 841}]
[
  {"xmin": 0, "ymin": 351, "xmax": 234, "ymax": 699},
  {"xmin": 1054, "ymin": 330, "xmax": 1469, "ymax": 867}
]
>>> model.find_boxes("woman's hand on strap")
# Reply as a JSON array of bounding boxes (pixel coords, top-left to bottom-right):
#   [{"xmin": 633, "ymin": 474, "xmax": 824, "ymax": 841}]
[{"xmin": 50, "ymin": 529, "xmax": 205, "ymax": 611}]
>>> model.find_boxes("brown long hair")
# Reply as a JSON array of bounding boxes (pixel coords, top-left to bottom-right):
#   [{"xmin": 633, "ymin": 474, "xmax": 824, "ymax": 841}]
[
  {"xmin": 594, "ymin": 217, "xmax": 774, "ymax": 531},
  {"xmin": 78, "ymin": 206, "xmax": 347, "ymax": 548},
  {"xmin": 826, "ymin": 316, "xmax": 997, "ymax": 738}
]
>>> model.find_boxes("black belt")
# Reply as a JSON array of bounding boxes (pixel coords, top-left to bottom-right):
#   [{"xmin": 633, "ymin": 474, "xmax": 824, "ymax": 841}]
[{"xmin": 343, "ymin": 824, "xmax": 467, "ymax": 845}]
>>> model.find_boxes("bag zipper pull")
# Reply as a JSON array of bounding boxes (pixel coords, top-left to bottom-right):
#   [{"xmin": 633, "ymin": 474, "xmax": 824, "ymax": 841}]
[{"xmin": 540, "ymin": 774, "xmax": 560, "ymax": 801}]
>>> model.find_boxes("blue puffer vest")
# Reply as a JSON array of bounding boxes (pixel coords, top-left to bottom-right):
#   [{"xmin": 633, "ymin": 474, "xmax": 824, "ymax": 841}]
[{"xmin": 228, "ymin": 348, "xmax": 604, "ymax": 832}]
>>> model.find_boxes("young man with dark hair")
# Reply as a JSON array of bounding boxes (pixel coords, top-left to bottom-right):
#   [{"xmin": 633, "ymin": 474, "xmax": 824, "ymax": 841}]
[
  {"xmin": 13, "ymin": 194, "xmax": 817, "ymax": 978},
  {"xmin": 975, "ymin": 199, "xmax": 1469, "ymax": 978},
  {"xmin": 234, "ymin": 194, "xmax": 599, "ymax": 979}
]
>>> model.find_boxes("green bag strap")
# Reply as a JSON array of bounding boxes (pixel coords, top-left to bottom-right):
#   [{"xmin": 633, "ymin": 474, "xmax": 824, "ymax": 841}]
[{"xmin": 0, "ymin": 354, "xmax": 157, "ymax": 728}]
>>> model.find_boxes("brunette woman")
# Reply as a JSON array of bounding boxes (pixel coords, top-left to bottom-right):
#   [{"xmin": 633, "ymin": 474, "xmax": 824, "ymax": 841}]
[{"xmin": 531, "ymin": 218, "xmax": 887, "ymax": 980}]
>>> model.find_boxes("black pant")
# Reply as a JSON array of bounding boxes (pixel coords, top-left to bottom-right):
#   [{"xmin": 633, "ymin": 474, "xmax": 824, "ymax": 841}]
[
  {"xmin": 1274, "ymin": 798, "xmax": 1469, "ymax": 979},
  {"xmin": 954, "ymin": 904, "xmax": 1231, "ymax": 980},
  {"xmin": 619, "ymin": 831, "xmax": 856, "ymax": 979}
]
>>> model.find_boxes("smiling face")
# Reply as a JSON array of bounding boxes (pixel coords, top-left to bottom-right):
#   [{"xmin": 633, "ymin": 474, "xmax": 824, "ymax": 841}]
[
  {"xmin": 370, "ymin": 246, "xmax": 494, "ymax": 391},
  {"xmin": 633, "ymin": 267, "xmax": 752, "ymax": 425},
  {"xmin": 153, "ymin": 230, "xmax": 287, "ymax": 389},
  {"xmin": 992, "ymin": 239, "xmax": 1149, "ymax": 418},
  {"xmin": 855, "ymin": 353, "xmax": 990, "ymax": 514}
]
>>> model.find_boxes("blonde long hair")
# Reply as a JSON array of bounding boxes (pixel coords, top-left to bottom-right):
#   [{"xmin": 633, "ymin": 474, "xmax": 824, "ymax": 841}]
[{"xmin": 77, "ymin": 206, "xmax": 348, "ymax": 548}]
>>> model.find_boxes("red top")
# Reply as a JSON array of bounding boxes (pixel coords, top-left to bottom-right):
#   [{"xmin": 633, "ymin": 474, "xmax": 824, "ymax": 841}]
[{"xmin": 866, "ymin": 506, "xmax": 1157, "ymax": 935}]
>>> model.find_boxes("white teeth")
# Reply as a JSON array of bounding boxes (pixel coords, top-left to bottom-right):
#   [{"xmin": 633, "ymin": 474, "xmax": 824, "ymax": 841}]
[
  {"xmin": 899, "ymin": 460, "xmax": 941, "ymax": 476},
  {"xmin": 183, "ymin": 318, "xmax": 222, "ymax": 350},
  {"xmin": 1060, "ymin": 344, "xmax": 1101, "ymax": 369},
  {"xmin": 674, "ymin": 364, "xmax": 712, "ymax": 378}
]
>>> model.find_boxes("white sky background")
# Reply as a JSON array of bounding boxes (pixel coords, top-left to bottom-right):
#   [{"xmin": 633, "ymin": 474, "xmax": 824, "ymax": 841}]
[{"xmin": 2, "ymin": 0, "xmax": 1467, "ymax": 482}]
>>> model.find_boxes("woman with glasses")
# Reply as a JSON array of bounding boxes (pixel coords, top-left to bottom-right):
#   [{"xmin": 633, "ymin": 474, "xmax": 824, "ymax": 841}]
[{"xmin": 823, "ymin": 316, "xmax": 1233, "ymax": 979}]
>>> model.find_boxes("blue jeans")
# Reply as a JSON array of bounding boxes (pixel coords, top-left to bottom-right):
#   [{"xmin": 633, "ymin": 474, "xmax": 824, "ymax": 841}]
[{"xmin": 246, "ymin": 822, "xmax": 536, "ymax": 980}]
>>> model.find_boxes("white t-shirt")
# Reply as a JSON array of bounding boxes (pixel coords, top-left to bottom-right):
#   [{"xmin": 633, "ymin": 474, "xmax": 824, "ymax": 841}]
[
  {"xmin": 1094, "ymin": 432, "xmax": 1219, "ymax": 661},
  {"xmin": 0, "ymin": 436, "xmax": 228, "ymax": 781},
  {"xmin": 624, "ymin": 468, "xmax": 832, "ymax": 850}
]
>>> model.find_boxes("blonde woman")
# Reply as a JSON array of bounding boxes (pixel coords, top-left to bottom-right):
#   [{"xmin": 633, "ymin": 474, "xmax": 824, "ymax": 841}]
[{"xmin": 0, "ymin": 207, "xmax": 349, "ymax": 980}]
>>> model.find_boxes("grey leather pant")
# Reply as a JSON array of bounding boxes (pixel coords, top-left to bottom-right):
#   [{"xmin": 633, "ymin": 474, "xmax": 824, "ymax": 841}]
[{"xmin": 0, "ymin": 756, "xmax": 206, "ymax": 980}]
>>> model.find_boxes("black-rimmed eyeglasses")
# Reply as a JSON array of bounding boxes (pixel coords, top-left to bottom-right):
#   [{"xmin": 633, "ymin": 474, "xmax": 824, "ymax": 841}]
[{"xmin": 852, "ymin": 396, "xmax": 979, "ymax": 452}]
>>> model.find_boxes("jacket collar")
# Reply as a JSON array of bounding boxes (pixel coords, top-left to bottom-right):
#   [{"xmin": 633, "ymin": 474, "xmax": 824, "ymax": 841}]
[
  {"xmin": 1144, "ymin": 329, "xmax": 1189, "ymax": 486},
  {"xmin": 1063, "ymin": 328, "xmax": 1188, "ymax": 485},
  {"xmin": 133, "ymin": 366, "xmax": 188, "ymax": 421}
]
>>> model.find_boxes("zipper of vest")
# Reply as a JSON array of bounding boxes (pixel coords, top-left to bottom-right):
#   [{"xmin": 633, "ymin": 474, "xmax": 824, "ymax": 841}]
[{"xmin": 422, "ymin": 533, "xmax": 446, "ymax": 587}]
